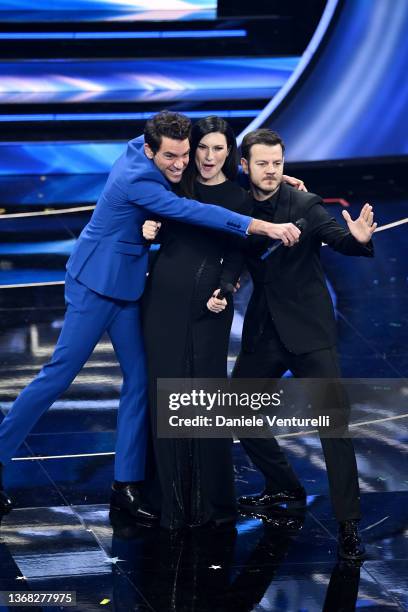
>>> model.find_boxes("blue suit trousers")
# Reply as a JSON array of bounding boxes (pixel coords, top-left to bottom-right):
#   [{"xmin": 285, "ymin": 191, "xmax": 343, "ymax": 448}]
[{"xmin": 0, "ymin": 274, "xmax": 147, "ymax": 482}]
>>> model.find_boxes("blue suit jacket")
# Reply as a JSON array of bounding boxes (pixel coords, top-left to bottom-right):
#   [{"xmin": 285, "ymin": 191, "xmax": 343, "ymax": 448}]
[{"xmin": 67, "ymin": 136, "xmax": 252, "ymax": 301}]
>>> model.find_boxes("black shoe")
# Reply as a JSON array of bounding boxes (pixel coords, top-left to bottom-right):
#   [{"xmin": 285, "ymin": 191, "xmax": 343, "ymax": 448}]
[
  {"xmin": 240, "ymin": 506, "xmax": 306, "ymax": 532},
  {"xmin": 338, "ymin": 520, "xmax": 366, "ymax": 560},
  {"xmin": 109, "ymin": 507, "xmax": 156, "ymax": 536},
  {"xmin": 0, "ymin": 465, "xmax": 13, "ymax": 515},
  {"xmin": 238, "ymin": 487, "xmax": 306, "ymax": 511},
  {"xmin": 110, "ymin": 483, "xmax": 159, "ymax": 524}
]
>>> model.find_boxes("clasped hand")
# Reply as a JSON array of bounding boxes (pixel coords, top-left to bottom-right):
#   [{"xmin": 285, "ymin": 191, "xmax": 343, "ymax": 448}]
[
  {"xmin": 142, "ymin": 220, "xmax": 161, "ymax": 240},
  {"xmin": 268, "ymin": 222, "xmax": 301, "ymax": 246},
  {"xmin": 207, "ymin": 288, "xmax": 227, "ymax": 313}
]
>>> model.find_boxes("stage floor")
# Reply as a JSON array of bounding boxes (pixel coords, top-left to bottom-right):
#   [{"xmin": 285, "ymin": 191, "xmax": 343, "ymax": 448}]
[{"xmin": 0, "ymin": 197, "xmax": 407, "ymax": 611}]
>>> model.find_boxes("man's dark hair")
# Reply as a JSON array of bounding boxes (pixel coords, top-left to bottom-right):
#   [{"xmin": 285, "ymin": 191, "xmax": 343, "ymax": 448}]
[
  {"xmin": 144, "ymin": 111, "xmax": 191, "ymax": 154},
  {"xmin": 241, "ymin": 129, "xmax": 285, "ymax": 160}
]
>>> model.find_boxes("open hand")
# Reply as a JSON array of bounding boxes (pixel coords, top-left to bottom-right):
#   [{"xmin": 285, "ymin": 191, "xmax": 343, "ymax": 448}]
[{"xmin": 342, "ymin": 203, "xmax": 377, "ymax": 244}]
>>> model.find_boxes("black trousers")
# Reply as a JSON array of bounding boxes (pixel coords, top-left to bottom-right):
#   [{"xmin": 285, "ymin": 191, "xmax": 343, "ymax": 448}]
[{"xmin": 233, "ymin": 318, "xmax": 361, "ymax": 522}]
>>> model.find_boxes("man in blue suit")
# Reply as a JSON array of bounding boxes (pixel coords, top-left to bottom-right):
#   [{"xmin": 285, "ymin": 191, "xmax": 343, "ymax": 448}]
[{"xmin": 0, "ymin": 111, "xmax": 301, "ymax": 518}]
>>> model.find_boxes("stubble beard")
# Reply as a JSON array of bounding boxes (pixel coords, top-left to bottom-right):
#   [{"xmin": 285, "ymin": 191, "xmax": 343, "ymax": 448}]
[{"xmin": 252, "ymin": 180, "xmax": 281, "ymax": 200}]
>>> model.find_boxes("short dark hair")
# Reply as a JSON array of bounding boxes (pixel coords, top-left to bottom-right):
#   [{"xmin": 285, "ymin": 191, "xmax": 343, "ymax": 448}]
[
  {"xmin": 144, "ymin": 111, "xmax": 191, "ymax": 154},
  {"xmin": 241, "ymin": 129, "xmax": 285, "ymax": 160},
  {"xmin": 181, "ymin": 115, "xmax": 238, "ymax": 198}
]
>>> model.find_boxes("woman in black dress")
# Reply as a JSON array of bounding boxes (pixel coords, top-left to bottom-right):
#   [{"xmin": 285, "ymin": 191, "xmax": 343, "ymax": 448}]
[{"xmin": 142, "ymin": 116, "xmax": 252, "ymax": 529}]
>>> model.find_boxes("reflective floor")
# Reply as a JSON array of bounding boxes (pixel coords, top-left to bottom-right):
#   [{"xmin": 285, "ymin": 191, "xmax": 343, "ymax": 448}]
[{"xmin": 0, "ymin": 197, "xmax": 407, "ymax": 611}]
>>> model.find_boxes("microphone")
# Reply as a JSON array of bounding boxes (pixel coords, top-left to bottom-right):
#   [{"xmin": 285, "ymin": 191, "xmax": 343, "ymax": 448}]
[
  {"xmin": 217, "ymin": 282, "xmax": 235, "ymax": 300},
  {"xmin": 260, "ymin": 218, "xmax": 307, "ymax": 260}
]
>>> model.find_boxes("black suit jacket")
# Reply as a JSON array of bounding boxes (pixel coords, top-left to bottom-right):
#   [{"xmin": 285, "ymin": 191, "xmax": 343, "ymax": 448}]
[{"xmin": 241, "ymin": 183, "xmax": 374, "ymax": 355}]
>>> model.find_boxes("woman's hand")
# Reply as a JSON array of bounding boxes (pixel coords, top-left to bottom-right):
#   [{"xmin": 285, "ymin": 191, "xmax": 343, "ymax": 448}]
[
  {"xmin": 207, "ymin": 289, "xmax": 227, "ymax": 313},
  {"xmin": 282, "ymin": 174, "xmax": 307, "ymax": 192},
  {"xmin": 142, "ymin": 220, "xmax": 161, "ymax": 240}
]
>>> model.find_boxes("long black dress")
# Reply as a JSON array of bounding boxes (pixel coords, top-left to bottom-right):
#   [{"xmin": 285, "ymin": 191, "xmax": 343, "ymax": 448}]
[{"xmin": 142, "ymin": 180, "xmax": 251, "ymax": 529}]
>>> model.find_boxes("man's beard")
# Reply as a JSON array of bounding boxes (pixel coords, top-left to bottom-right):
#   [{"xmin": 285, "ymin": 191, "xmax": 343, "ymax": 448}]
[{"xmin": 256, "ymin": 182, "xmax": 280, "ymax": 197}]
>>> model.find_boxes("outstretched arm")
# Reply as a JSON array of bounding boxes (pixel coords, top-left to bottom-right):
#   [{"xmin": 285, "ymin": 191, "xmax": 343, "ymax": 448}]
[
  {"xmin": 310, "ymin": 201, "xmax": 375, "ymax": 256},
  {"xmin": 131, "ymin": 178, "xmax": 301, "ymax": 244}
]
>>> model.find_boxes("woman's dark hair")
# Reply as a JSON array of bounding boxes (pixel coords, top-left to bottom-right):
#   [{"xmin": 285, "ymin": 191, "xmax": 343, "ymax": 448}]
[
  {"xmin": 144, "ymin": 110, "xmax": 191, "ymax": 154},
  {"xmin": 180, "ymin": 116, "xmax": 238, "ymax": 198}
]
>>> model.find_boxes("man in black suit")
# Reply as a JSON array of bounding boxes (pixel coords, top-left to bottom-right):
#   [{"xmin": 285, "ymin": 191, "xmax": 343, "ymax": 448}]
[{"xmin": 232, "ymin": 129, "xmax": 376, "ymax": 559}]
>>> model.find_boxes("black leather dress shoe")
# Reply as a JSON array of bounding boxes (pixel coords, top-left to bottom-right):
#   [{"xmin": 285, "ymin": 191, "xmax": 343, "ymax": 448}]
[
  {"xmin": 0, "ymin": 465, "xmax": 13, "ymax": 515},
  {"xmin": 240, "ymin": 506, "xmax": 306, "ymax": 532},
  {"xmin": 238, "ymin": 487, "xmax": 306, "ymax": 511},
  {"xmin": 338, "ymin": 520, "xmax": 366, "ymax": 560},
  {"xmin": 110, "ymin": 483, "xmax": 159, "ymax": 524},
  {"xmin": 109, "ymin": 507, "xmax": 155, "ymax": 536}
]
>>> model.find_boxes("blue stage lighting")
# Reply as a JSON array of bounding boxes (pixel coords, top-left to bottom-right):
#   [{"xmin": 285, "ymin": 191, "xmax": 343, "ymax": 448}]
[
  {"xmin": 0, "ymin": 58, "xmax": 298, "ymax": 99},
  {"xmin": 241, "ymin": 0, "xmax": 408, "ymax": 160},
  {"xmin": 0, "ymin": 30, "xmax": 247, "ymax": 40},
  {"xmin": 0, "ymin": 0, "xmax": 217, "ymax": 22},
  {"xmin": 0, "ymin": 110, "xmax": 261, "ymax": 122}
]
